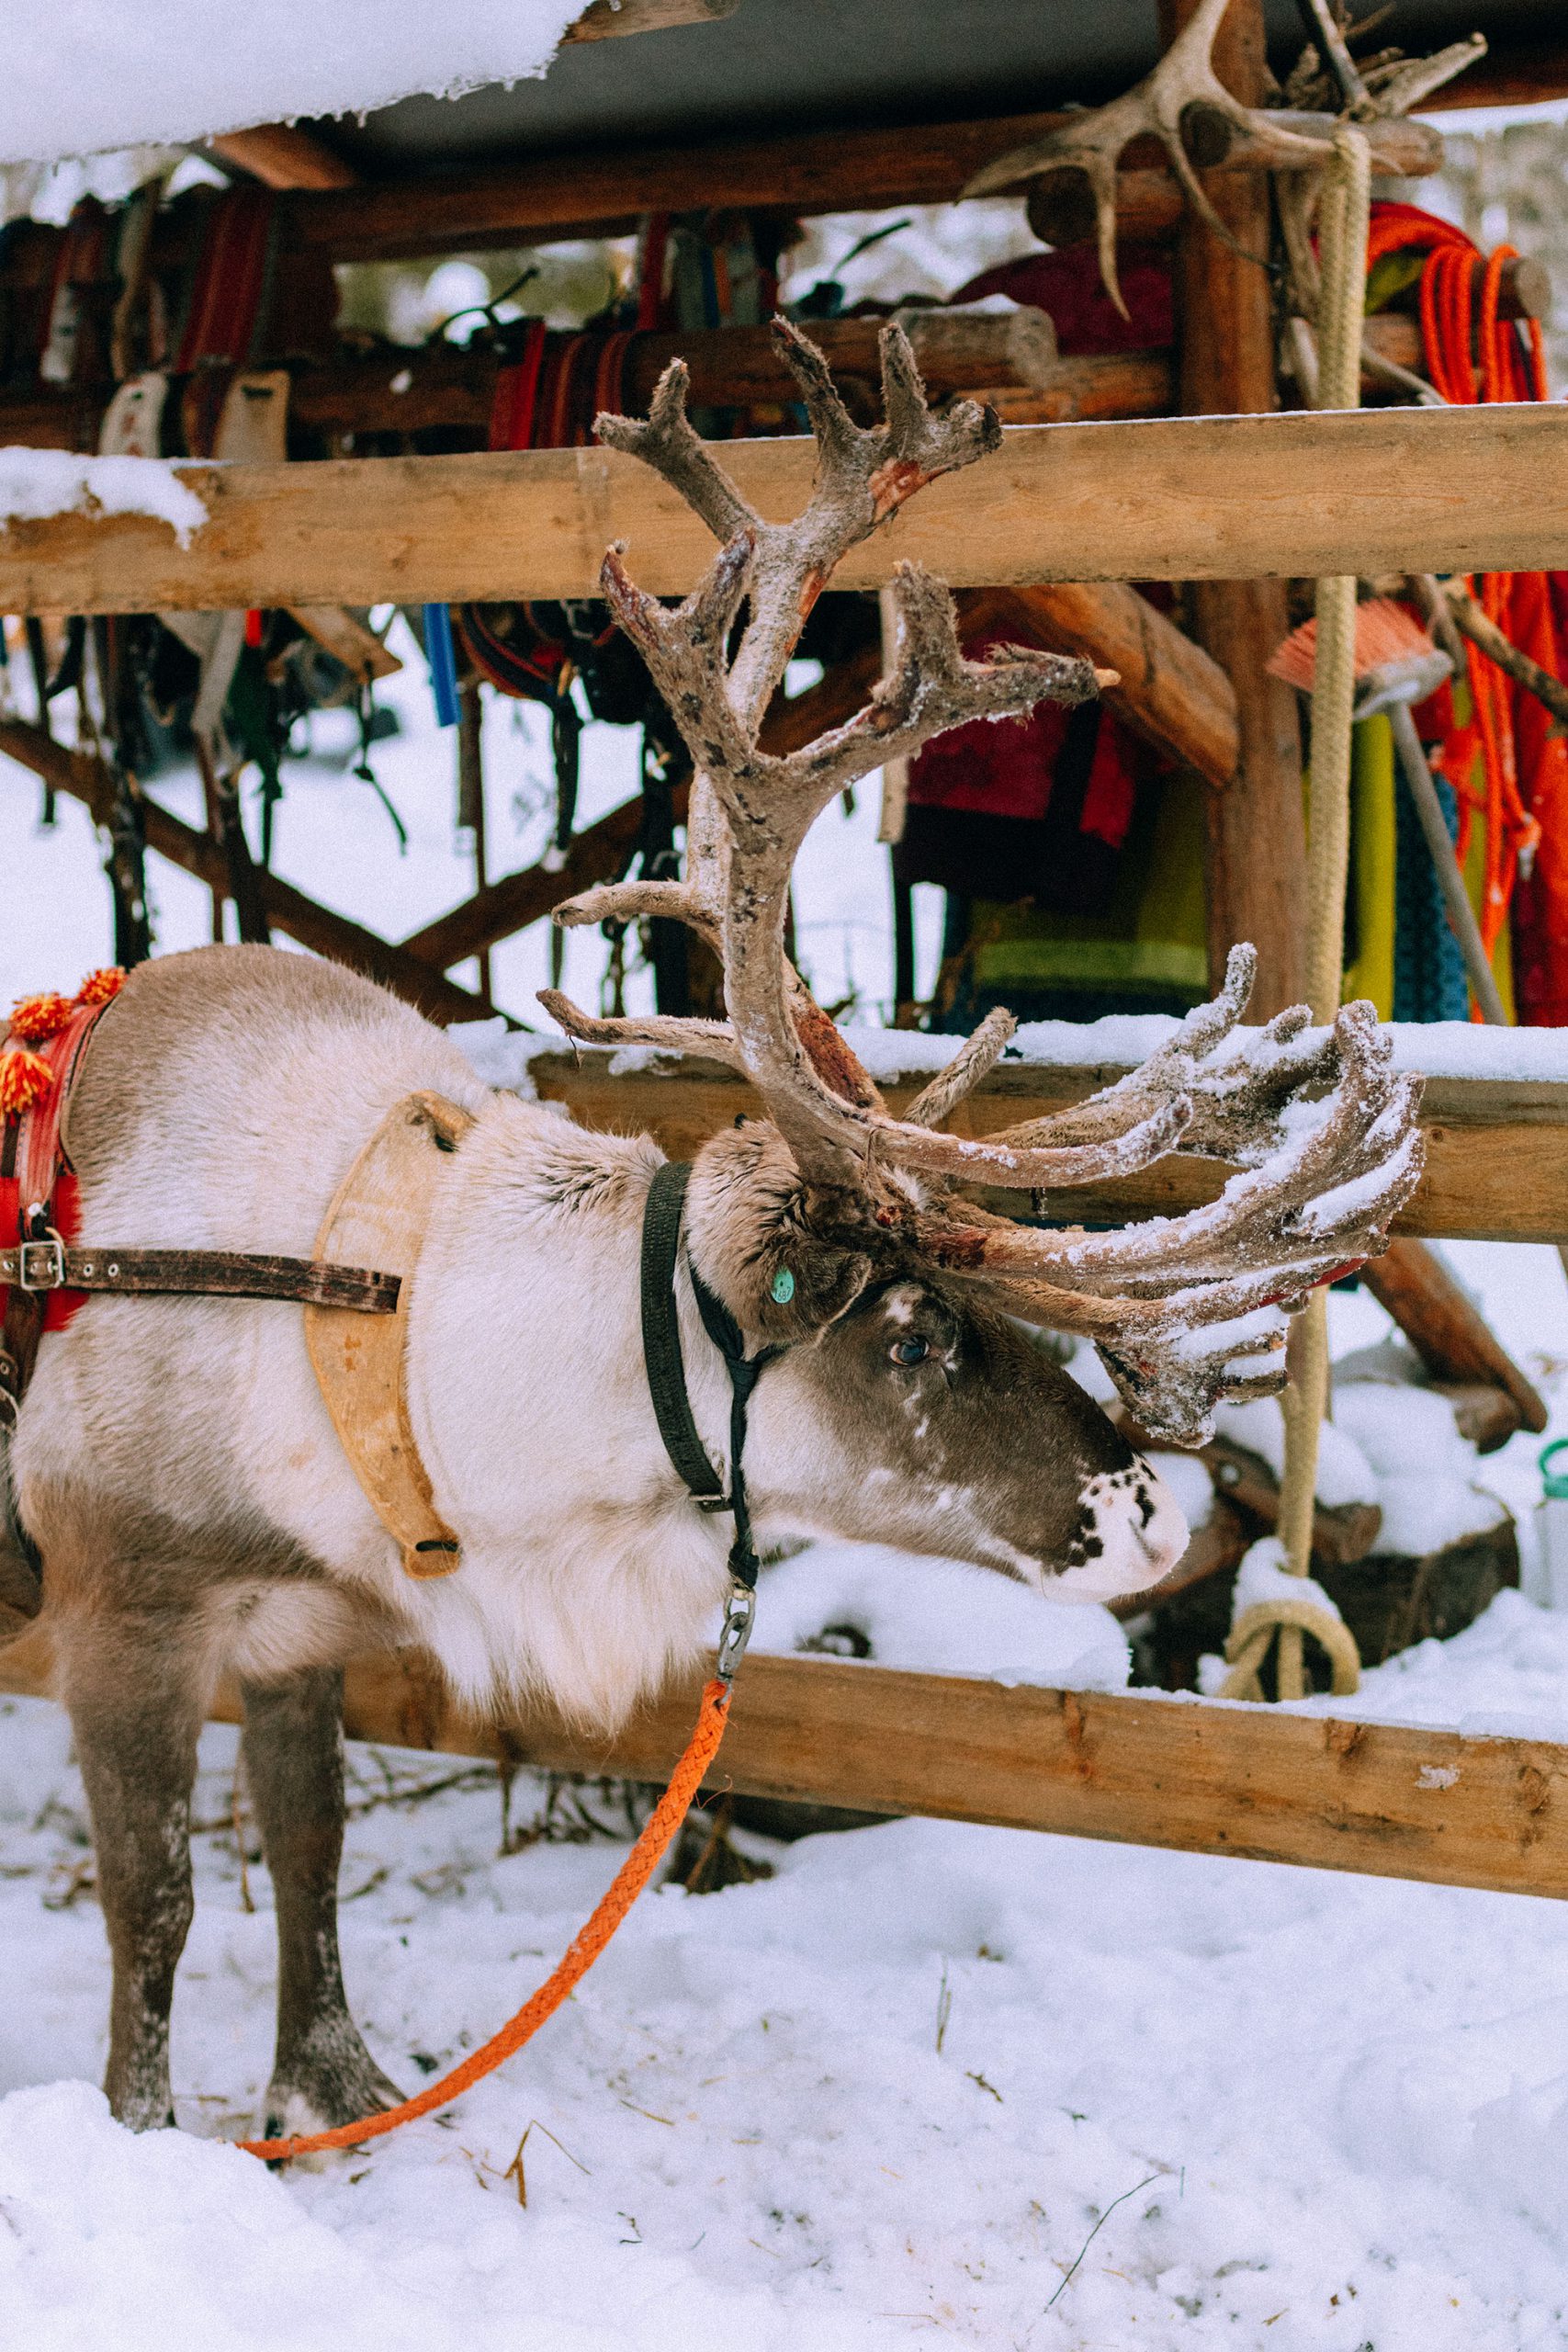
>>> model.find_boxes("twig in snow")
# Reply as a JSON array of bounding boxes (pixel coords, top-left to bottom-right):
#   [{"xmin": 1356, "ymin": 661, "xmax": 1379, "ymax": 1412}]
[
  {"xmin": 501, "ymin": 2119, "xmax": 592, "ymax": 2208},
  {"xmin": 1044, "ymin": 2173, "xmax": 1160, "ymax": 2311},
  {"xmin": 934, "ymin": 1961, "xmax": 953, "ymax": 2055}
]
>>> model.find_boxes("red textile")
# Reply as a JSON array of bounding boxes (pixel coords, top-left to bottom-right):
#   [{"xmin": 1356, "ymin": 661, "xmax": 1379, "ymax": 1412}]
[
  {"xmin": 952, "ymin": 242, "xmax": 1173, "ymax": 356},
  {"xmin": 907, "ymin": 629, "xmax": 1138, "ymax": 854}
]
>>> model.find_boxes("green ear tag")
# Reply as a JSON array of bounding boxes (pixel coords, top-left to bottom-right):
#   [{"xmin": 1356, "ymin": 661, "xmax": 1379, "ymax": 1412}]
[{"xmin": 770, "ymin": 1267, "xmax": 795, "ymax": 1305}]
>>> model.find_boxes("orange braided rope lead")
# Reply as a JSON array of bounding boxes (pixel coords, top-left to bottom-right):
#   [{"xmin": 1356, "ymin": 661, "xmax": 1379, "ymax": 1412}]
[{"xmin": 238, "ymin": 1677, "xmax": 733, "ymax": 2165}]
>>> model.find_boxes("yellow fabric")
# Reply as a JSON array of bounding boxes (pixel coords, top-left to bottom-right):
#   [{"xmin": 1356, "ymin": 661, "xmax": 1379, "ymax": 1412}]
[{"xmin": 1342, "ymin": 715, "xmax": 1396, "ymax": 1019}]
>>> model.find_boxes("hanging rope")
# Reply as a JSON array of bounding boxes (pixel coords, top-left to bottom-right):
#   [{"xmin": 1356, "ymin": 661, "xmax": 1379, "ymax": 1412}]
[
  {"xmin": 1367, "ymin": 207, "xmax": 1552, "ymax": 990},
  {"xmin": 1223, "ymin": 128, "xmax": 1371, "ymax": 1705}
]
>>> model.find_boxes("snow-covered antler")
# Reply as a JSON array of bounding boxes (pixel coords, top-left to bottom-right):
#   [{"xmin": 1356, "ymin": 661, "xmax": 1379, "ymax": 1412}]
[{"xmin": 539, "ymin": 318, "xmax": 1425, "ymax": 1442}]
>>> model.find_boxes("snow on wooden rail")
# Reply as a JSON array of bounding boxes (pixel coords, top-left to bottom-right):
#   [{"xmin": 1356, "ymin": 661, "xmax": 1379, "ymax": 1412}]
[
  {"xmin": 2, "ymin": 1632, "xmax": 1563, "ymax": 1899},
  {"xmin": 498, "ymin": 1038, "xmax": 1568, "ymax": 1246},
  {"xmin": 0, "ymin": 403, "xmax": 1565, "ymax": 612}
]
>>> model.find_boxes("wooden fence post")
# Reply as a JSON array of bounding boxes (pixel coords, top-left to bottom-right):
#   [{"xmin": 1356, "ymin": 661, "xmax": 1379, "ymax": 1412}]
[{"xmin": 1160, "ymin": 0, "xmax": 1309, "ymax": 1018}]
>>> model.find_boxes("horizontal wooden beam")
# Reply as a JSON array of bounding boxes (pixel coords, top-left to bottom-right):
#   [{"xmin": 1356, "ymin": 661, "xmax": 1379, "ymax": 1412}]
[
  {"xmin": 0, "ymin": 1627, "xmax": 1561, "ymax": 1898},
  {"xmin": 0, "ymin": 720, "xmax": 490, "ymax": 1024},
  {"xmin": 4, "ymin": 403, "xmax": 1564, "ymax": 615},
  {"xmin": 265, "ymin": 107, "xmax": 1439, "ymax": 266},
  {"xmin": 207, "ymin": 123, "xmax": 360, "ymax": 190},
  {"xmin": 563, "ymin": 0, "xmax": 739, "ymax": 40},
  {"xmin": 519, "ymin": 1043, "xmax": 1568, "ymax": 1245}
]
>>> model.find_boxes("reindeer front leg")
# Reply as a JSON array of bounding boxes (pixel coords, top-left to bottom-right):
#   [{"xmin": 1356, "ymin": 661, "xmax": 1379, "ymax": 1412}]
[
  {"xmin": 240, "ymin": 1668, "xmax": 401, "ymax": 2141},
  {"xmin": 60, "ymin": 1615, "xmax": 207, "ymax": 2132}
]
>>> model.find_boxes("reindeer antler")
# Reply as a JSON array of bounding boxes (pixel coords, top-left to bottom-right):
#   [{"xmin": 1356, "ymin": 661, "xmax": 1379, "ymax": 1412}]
[
  {"xmin": 961, "ymin": 0, "xmax": 1483, "ymax": 320},
  {"xmin": 540, "ymin": 319, "xmax": 1425, "ymax": 1442},
  {"xmin": 961, "ymin": 0, "xmax": 1325, "ymax": 317}
]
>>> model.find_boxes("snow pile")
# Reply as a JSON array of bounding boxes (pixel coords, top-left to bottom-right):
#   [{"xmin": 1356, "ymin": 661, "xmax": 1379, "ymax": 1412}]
[
  {"xmin": 1335, "ymin": 1381, "xmax": 1507, "ymax": 1557},
  {"xmin": 1319, "ymin": 1585, "xmax": 1568, "ymax": 1739},
  {"xmin": 754, "ymin": 1540, "xmax": 1132, "ymax": 1690},
  {"xmin": 0, "ymin": 4, "xmax": 586, "ymax": 168},
  {"xmin": 1211, "ymin": 1382, "xmax": 1507, "ymax": 1559},
  {"xmin": 1230, "ymin": 1532, "xmax": 1345, "ymax": 1632},
  {"xmin": 1212, "ymin": 1393, "xmax": 1379, "ymax": 1508},
  {"xmin": 0, "ymin": 448, "xmax": 208, "ymax": 542}
]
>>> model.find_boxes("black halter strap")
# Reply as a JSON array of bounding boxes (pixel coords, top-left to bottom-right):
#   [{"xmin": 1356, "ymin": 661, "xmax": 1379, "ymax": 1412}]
[{"xmin": 640, "ymin": 1161, "xmax": 783, "ymax": 1679}]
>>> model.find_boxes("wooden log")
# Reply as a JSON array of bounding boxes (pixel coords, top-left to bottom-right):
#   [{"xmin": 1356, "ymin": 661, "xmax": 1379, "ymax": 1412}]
[
  {"xmin": 1420, "ymin": 35, "xmax": 1568, "ymax": 112},
  {"xmin": 1361, "ymin": 1236, "xmax": 1549, "ymax": 1434},
  {"xmin": 514, "ymin": 1041, "xmax": 1568, "ymax": 1246},
  {"xmin": 1160, "ymin": 0, "xmax": 1305, "ymax": 1020},
  {"xmin": 288, "ymin": 308, "xmax": 1060, "ymax": 442},
  {"xmin": 1022, "ymin": 115, "xmax": 1442, "ymax": 248},
  {"xmin": 563, "ymin": 0, "xmax": 739, "ymax": 39},
  {"xmin": 956, "ymin": 582, "xmax": 1239, "ymax": 789},
  {"xmin": 264, "ymin": 108, "xmax": 1440, "ymax": 266},
  {"xmin": 207, "ymin": 124, "xmax": 360, "ymax": 190},
  {"xmin": 983, "ymin": 352, "xmax": 1173, "ymax": 426},
  {"xmin": 1, "ymin": 1625, "xmax": 1562, "ymax": 1897},
  {"xmin": 0, "ymin": 719, "xmax": 491, "ymax": 1024},
  {"xmin": 4, "ymin": 404, "xmax": 1566, "ymax": 615}
]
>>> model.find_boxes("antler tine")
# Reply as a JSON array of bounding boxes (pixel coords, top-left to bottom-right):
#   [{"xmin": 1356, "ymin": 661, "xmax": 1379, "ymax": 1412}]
[
  {"xmin": 963, "ymin": 0, "xmax": 1328, "ymax": 316},
  {"xmin": 902, "ymin": 1009, "xmax": 1017, "ymax": 1132},
  {"xmin": 595, "ymin": 360, "xmax": 757, "ymax": 547},
  {"xmin": 908, "ymin": 1003, "xmax": 1422, "ymax": 1305},
  {"xmin": 536, "ymin": 990, "xmax": 744, "ymax": 1070}
]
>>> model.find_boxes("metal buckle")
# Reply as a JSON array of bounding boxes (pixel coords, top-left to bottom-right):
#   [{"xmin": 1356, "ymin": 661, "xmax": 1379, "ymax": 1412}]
[
  {"xmin": 715, "ymin": 1581, "xmax": 756, "ymax": 1690},
  {"xmin": 16, "ymin": 1235, "xmax": 65, "ymax": 1292}
]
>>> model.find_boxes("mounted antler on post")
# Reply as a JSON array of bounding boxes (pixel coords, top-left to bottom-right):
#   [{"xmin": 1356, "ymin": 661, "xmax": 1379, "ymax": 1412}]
[
  {"xmin": 962, "ymin": 0, "xmax": 1484, "ymax": 317},
  {"xmin": 540, "ymin": 317, "xmax": 1425, "ymax": 1443}
]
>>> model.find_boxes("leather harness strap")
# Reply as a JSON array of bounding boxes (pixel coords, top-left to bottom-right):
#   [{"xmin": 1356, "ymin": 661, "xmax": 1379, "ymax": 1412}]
[
  {"xmin": 638, "ymin": 1160, "xmax": 783, "ymax": 1682},
  {"xmin": 0, "ymin": 1241, "xmax": 400, "ymax": 1312}
]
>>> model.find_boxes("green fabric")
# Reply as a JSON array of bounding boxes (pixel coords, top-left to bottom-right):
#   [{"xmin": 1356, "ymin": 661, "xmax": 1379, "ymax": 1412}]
[{"xmin": 1342, "ymin": 714, "xmax": 1396, "ymax": 1019}]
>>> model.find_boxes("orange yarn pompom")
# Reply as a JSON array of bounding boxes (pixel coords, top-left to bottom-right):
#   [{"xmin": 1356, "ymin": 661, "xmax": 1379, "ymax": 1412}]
[
  {"xmin": 8, "ymin": 991, "xmax": 73, "ymax": 1045},
  {"xmin": 0, "ymin": 1049, "xmax": 54, "ymax": 1117},
  {"xmin": 75, "ymin": 967, "xmax": 126, "ymax": 1008}
]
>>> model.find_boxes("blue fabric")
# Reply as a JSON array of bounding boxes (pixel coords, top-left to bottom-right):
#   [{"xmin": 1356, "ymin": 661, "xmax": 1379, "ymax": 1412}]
[
  {"xmin": 1393, "ymin": 759, "xmax": 1470, "ymax": 1023},
  {"xmin": 423, "ymin": 602, "xmax": 460, "ymax": 730}
]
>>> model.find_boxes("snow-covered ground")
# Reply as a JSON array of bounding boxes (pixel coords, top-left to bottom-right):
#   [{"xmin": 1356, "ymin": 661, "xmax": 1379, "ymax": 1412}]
[
  {"xmin": 6, "ymin": 610, "xmax": 1568, "ymax": 2346},
  {"xmin": 5, "ymin": 1587, "xmax": 1568, "ymax": 2350}
]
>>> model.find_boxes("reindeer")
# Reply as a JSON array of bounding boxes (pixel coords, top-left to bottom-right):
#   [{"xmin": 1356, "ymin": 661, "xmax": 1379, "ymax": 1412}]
[{"xmin": 8, "ymin": 322, "xmax": 1422, "ymax": 2142}]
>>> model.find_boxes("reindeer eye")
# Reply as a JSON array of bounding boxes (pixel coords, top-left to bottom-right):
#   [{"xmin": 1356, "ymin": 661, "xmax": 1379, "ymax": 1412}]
[{"xmin": 889, "ymin": 1336, "xmax": 931, "ymax": 1367}]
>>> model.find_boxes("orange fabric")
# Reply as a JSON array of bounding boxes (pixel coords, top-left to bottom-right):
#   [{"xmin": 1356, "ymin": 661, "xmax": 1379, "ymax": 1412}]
[
  {"xmin": 1365, "ymin": 205, "xmax": 1565, "ymax": 1014},
  {"xmin": 239, "ymin": 1678, "xmax": 734, "ymax": 2165}
]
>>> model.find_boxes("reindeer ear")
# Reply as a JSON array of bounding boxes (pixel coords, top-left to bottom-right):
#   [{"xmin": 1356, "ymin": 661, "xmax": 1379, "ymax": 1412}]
[{"xmin": 752, "ymin": 1229, "xmax": 873, "ymax": 1346}]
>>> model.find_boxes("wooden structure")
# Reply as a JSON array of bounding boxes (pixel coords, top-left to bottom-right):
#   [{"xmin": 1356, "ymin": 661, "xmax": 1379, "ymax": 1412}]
[{"xmin": 5, "ymin": 0, "xmax": 1568, "ymax": 1901}]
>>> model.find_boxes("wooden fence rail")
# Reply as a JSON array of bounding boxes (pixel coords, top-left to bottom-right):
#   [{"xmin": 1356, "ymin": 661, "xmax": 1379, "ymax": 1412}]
[
  {"xmin": 1, "ymin": 404, "xmax": 1565, "ymax": 613},
  {"xmin": 525, "ymin": 1046, "xmax": 1568, "ymax": 1247},
  {"xmin": 2, "ymin": 1629, "xmax": 1562, "ymax": 1900}
]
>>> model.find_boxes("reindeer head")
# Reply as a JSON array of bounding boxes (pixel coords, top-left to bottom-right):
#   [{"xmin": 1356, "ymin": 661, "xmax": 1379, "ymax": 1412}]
[{"xmin": 540, "ymin": 319, "xmax": 1424, "ymax": 1605}]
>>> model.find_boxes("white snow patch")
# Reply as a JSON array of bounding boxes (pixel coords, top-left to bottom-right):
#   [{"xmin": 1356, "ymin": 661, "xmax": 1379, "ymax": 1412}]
[
  {"xmin": 0, "ymin": 5, "xmax": 586, "ymax": 168},
  {"xmin": 1143, "ymin": 1449, "xmax": 1214, "ymax": 1533},
  {"xmin": 0, "ymin": 447, "xmax": 208, "ymax": 541},
  {"xmin": 1213, "ymin": 1396, "xmax": 1380, "ymax": 1509},
  {"xmin": 752, "ymin": 1539, "xmax": 1132, "ymax": 1690},
  {"xmin": 1231, "ymin": 1534, "xmax": 1344, "ymax": 1630}
]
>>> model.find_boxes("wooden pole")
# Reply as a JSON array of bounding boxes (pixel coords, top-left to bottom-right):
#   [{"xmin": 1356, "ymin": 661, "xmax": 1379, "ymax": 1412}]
[{"xmin": 1160, "ymin": 0, "xmax": 1307, "ymax": 1020}]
